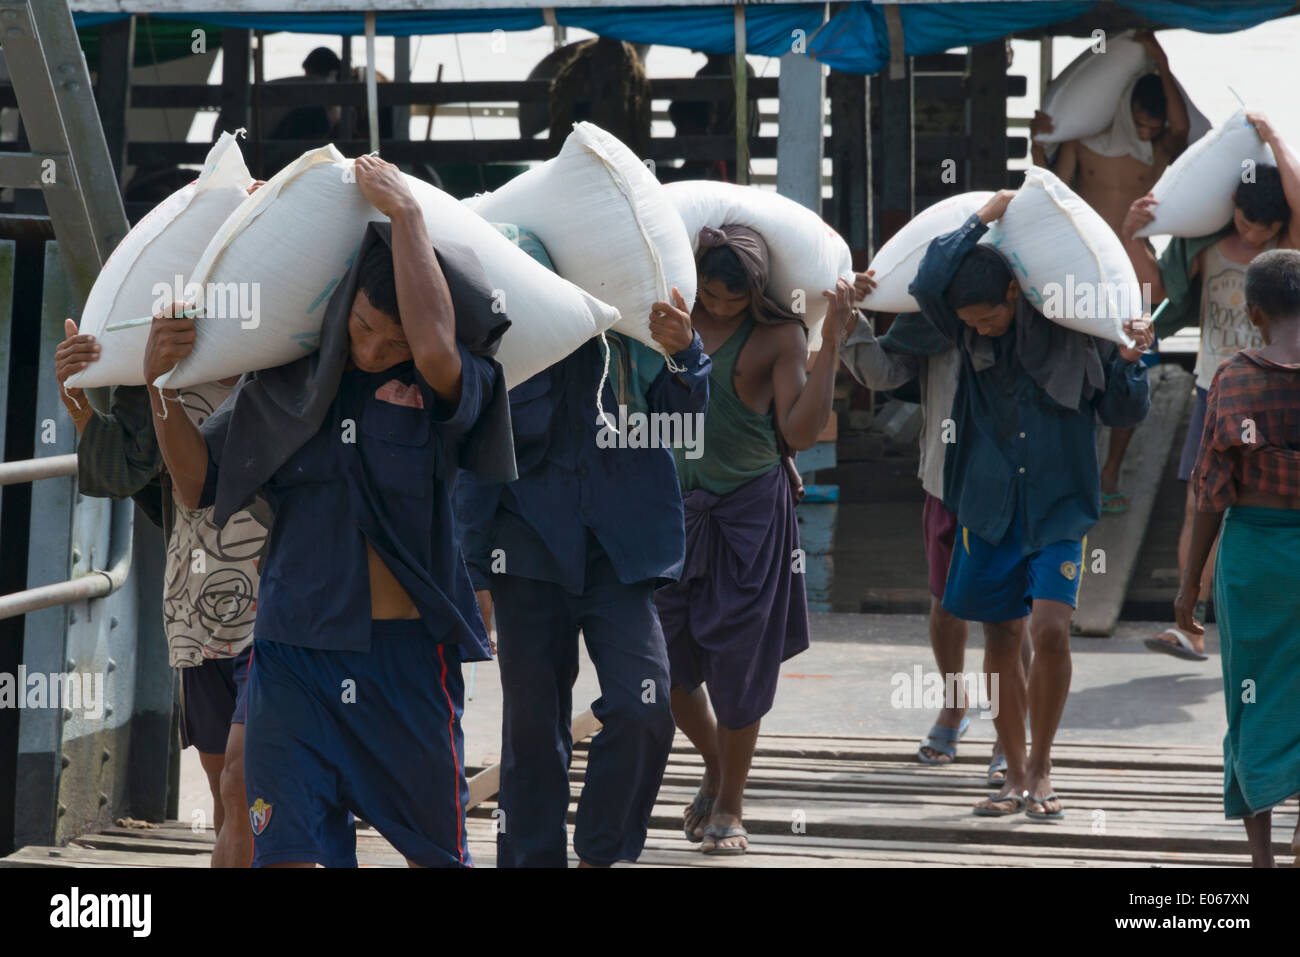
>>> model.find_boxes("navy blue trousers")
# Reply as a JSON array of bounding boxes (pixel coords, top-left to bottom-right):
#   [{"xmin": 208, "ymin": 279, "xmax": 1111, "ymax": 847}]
[{"xmin": 492, "ymin": 542, "xmax": 674, "ymax": 867}]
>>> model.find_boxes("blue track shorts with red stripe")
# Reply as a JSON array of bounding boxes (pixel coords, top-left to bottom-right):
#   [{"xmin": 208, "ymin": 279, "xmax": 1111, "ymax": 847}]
[{"xmin": 242, "ymin": 619, "xmax": 471, "ymax": 868}]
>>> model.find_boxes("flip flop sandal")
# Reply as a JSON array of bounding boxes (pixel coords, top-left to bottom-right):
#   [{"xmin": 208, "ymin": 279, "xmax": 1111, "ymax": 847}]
[
  {"xmin": 683, "ymin": 791, "xmax": 715, "ymax": 843},
  {"xmin": 1025, "ymin": 792, "xmax": 1065, "ymax": 821},
  {"xmin": 972, "ymin": 792, "xmax": 1027, "ymax": 817},
  {"xmin": 1144, "ymin": 628, "xmax": 1209, "ymax": 662},
  {"xmin": 986, "ymin": 754, "xmax": 1008, "ymax": 788},
  {"xmin": 917, "ymin": 715, "xmax": 971, "ymax": 765},
  {"xmin": 1101, "ymin": 491, "xmax": 1129, "ymax": 514},
  {"xmin": 701, "ymin": 823, "xmax": 749, "ymax": 856}
]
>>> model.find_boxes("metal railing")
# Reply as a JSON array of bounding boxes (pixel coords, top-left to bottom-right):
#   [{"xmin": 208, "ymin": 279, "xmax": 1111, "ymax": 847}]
[{"xmin": 0, "ymin": 454, "xmax": 134, "ymax": 620}]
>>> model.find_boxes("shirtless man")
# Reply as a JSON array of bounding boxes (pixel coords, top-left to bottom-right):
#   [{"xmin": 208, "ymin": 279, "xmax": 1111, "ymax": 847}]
[
  {"xmin": 1031, "ymin": 31, "xmax": 1190, "ymax": 235},
  {"xmin": 1123, "ymin": 113, "xmax": 1300, "ymax": 659},
  {"xmin": 1031, "ymin": 30, "xmax": 1189, "ymax": 512}
]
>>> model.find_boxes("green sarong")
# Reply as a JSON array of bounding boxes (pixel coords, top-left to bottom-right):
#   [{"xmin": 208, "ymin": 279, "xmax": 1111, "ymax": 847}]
[{"xmin": 1215, "ymin": 506, "xmax": 1300, "ymax": 819}]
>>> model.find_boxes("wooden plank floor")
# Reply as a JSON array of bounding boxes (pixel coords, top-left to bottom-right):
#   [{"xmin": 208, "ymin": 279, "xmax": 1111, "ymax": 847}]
[{"xmin": 4, "ymin": 733, "xmax": 1291, "ymax": 868}]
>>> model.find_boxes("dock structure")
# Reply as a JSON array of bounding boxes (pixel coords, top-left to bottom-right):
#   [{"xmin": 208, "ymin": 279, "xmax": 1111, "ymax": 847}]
[{"xmin": 2, "ymin": 731, "xmax": 1277, "ymax": 868}]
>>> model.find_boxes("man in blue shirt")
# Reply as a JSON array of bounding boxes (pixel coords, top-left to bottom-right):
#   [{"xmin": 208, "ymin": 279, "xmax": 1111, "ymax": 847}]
[
  {"xmin": 457, "ymin": 271, "xmax": 710, "ymax": 867},
  {"xmin": 893, "ymin": 189, "xmax": 1153, "ymax": 821},
  {"xmin": 147, "ymin": 156, "xmax": 507, "ymax": 867}
]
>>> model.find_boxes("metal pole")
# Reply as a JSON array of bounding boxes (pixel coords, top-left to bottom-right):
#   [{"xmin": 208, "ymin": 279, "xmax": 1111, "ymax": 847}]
[
  {"xmin": 365, "ymin": 11, "xmax": 380, "ymax": 154},
  {"xmin": 733, "ymin": 4, "xmax": 749, "ymax": 185}
]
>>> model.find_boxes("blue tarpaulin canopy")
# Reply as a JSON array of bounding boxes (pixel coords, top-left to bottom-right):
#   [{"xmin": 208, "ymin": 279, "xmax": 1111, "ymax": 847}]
[{"xmin": 69, "ymin": 1, "xmax": 1300, "ymax": 75}]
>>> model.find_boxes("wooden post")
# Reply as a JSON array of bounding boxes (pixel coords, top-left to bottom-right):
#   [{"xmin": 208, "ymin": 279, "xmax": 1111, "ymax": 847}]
[
  {"xmin": 252, "ymin": 30, "xmax": 265, "ymax": 179},
  {"xmin": 776, "ymin": 51, "xmax": 825, "ymax": 213},
  {"xmin": 877, "ymin": 55, "xmax": 913, "ymax": 245},
  {"xmin": 733, "ymin": 5, "xmax": 749, "ymax": 185},
  {"xmin": 394, "ymin": 35, "xmax": 411, "ymax": 142},
  {"xmin": 827, "ymin": 70, "xmax": 869, "ymax": 254},
  {"xmin": 967, "ymin": 41, "xmax": 1009, "ymax": 189},
  {"xmin": 94, "ymin": 17, "xmax": 134, "ymax": 190},
  {"xmin": 1039, "ymin": 36, "xmax": 1054, "ymax": 101},
  {"xmin": 219, "ymin": 28, "xmax": 251, "ymax": 139},
  {"xmin": 340, "ymin": 34, "xmax": 354, "ymax": 142}
]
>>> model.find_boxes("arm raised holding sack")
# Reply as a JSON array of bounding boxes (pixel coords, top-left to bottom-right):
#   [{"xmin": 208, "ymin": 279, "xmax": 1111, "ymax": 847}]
[{"xmin": 354, "ymin": 154, "xmax": 463, "ymax": 405}]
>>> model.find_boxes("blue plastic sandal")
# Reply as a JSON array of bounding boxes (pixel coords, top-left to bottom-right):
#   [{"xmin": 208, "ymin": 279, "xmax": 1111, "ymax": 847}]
[{"xmin": 917, "ymin": 716, "xmax": 971, "ymax": 765}]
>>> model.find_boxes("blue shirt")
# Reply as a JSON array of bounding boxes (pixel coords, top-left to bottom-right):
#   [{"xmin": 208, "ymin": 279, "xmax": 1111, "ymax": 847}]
[
  {"xmin": 200, "ymin": 342, "xmax": 495, "ymax": 662},
  {"xmin": 902, "ymin": 215, "xmax": 1151, "ymax": 552},
  {"xmin": 456, "ymin": 331, "xmax": 710, "ymax": 595}
]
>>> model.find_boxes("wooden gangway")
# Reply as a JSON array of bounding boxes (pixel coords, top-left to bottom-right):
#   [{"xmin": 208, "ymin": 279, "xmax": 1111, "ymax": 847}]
[{"xmin": 3, "ymin": 733, "xmax": 1286, "ymax": 868}]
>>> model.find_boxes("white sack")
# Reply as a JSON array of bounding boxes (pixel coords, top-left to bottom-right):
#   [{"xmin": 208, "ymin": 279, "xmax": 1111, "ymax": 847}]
[
  {"xmin": 663, "ymin": 180, "xmax": 854, "ymax": 351},
  {"xmin": 1134, "ymin": 110, "xmax": 1273, "ymax": 238},
  {"xmin": 156, "ymin": 144, "xmax": 619, "ymax": 390},
  {"xmin": 465, "ymin": 122, "xmax": 696, "ymax": 354},
  {"xmin": 861, "ymin": 192, "xmax": 993, "ymax": 313},
  {"xmin": 1036, "ymin": 32, "xmax": 1211, "ymax": 147},
  {"xmin": 984, "ymin": 167, "xmax": 1141, "ymax": 345},
  {"xmin": 67, "ymin": 131, "xmax": 253, "ymax": 387}
]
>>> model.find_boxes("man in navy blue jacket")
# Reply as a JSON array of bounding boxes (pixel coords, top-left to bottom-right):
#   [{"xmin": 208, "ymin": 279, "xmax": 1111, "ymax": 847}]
[
  {"xmin": 458, "ymin": 271, "xmax": 710, "ymax": 867},
  {"xmin": 891, "ymin": 189, "xmax": 1153, "ymax": 821}
]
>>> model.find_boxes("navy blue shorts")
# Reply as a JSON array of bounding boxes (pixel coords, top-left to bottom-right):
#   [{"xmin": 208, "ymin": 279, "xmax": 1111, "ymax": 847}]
[
  {"xmin": 242, "ymin": 620, "xmax": 471, "ymax": 868},
  {"xmin": 941, "ymin": 513, "xmax": 1084, "ymax": 624},
  {"xmin": 179, "ymin": 646, "xmax": 252, "ymax": 754}
]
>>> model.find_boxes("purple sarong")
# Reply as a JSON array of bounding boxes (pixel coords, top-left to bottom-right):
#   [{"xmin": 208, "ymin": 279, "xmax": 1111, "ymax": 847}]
[{"xmin": 655, "ymin": 463, "xmax": 810, "ymax": 729}]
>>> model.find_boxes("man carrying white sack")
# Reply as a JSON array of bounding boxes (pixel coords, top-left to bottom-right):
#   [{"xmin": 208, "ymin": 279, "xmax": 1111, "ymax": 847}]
[
  {"xmin": 454, "ymin": 234, "xmax": 711, "ymax": 868},
  {"xmin": 894, "ymin": 190, "xmax": 1152, "ymax": 821},
  {"xmin": 1122, "ymin": 112, "xmax": 1300, "ymax": 662},
  {"xmin": 149, "ymin": 155, "xmax": 516, "ymax": 867},
  {"xmin": 53, "ymin": 185, "xmax": 268, "ymax": 870},
  {"xmin": 1031, "ymin": 29, "xmax": 1189, "ymax": 515},
  {"xmin": 837, "ymin": 280, "xmax": 1030, "ymax": 788},
  {"xmin": 654, "ymin": 226, "xmax": 846, "ymax": 855}
]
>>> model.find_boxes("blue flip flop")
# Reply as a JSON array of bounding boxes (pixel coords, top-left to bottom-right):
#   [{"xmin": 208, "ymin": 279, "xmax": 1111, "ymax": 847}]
[
  {"xmin": 1025, "ymin": 792, "xmax": 1065, "ymax": 821},
  {"xmin": 972, "ymin": 792, "xmax": 1027, "ymax": 817},
  {"xmin": 917, "ymin": 716, "xmax": 971, "ymax": 765},
  {"xmin": 985, "ymin": 753, "xmax": 1008, "ymax": 787}
]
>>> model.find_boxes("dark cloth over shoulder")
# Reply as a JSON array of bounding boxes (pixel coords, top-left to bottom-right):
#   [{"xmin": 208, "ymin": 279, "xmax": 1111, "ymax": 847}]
[{"xmin": 201, "ymin": 222, "xmax": 517, "ymax": 526}]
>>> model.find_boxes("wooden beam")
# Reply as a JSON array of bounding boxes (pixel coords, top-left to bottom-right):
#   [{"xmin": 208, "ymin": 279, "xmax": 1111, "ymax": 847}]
[
  {"xmin": 94, "ymin": 16, "xmax": 134, "ymax": 188},
  {"xmin": 826, "ymin": 70, "xmax": 869, "ymax": 254},
  {"xmin": 776, "ymin": 51, "xmax": 824, "ymax": 214},
  {"xmin": 466, "ymin": 708, "xmax": 603, "ymax": 810},
  {"xmin": 218, "ymin": 28, "xmax": 251, "ymax": 136},
  {"xmin": 967, "ymin": 40, "xmax": 1010, "ymax": 190}
]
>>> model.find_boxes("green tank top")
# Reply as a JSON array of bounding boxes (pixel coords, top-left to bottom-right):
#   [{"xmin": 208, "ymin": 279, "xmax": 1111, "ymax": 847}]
[{"xmin": 674, "ymin": 316, "xmax": 781, "ymax": 494}]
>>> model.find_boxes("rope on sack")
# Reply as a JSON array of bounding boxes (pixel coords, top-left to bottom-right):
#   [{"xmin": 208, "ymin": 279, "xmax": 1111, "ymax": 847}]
[
  {"xmin": 594, "ymin": 331, "xmax": 620, "ymax": 435},
  {"xmin": 61, "ymin": 382, "xmax": 82, "ymax": 412}
]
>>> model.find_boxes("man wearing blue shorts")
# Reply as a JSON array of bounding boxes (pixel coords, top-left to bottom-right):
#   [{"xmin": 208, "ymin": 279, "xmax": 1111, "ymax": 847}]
[
  {"xmin": 893, "ymin": 189, "xmax": 1152, "ymax": 820},
  {"xmin": 145, "ymin": 155, "xmax": 514, "ymax": 867}
]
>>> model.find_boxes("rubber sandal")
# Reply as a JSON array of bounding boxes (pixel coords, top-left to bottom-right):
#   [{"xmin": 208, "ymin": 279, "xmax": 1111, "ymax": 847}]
[
  {"xmin": 683, "ymin": 791, "xmax": 715, "ymax": 843},
  {"xmin": 972, "ymin": 792, "xmax": 1027, "ymax": 817},
  {"xmin": 701, "ymin": 823, "xmax": 748, "ymax": 855},
  {"xmin": 1025, "ymin": 792, "xmax": 1065, "ymax": 821},
  {"xmin": 1144, "ymin": 628, "xmax": 1209, "ymax": 662},
  {"xmin": 917, "ymin": 715, "xmax": 971, "ymax": 765},
  {"xmin": 1101, "ymin": 491, "xmax": 1129, "ymax": 514},
  {"xmin": 986, "ymin": 753, "xmax": 1008, "ymax": 788}
]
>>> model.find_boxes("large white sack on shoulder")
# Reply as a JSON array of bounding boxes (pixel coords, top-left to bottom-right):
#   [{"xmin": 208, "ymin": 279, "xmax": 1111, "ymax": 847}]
[
  {"xmin": 157, "ymin": 145, "xmax": 619, "ymax": 390},
  {"xmin": 1135, "ymin": 110, "xmax": 1273, "ymax": 238},
  {"xmin": 983, "ymin": 167, "xmax": 1141, "ymax": 346},
  {"xmin": 663, "ymin": 180, "xmax": 853, "ymax": 351},
  {"xmin": 861, "ymin": 192, "xmax": 993, "ymax": 313},
  {"xmin": 464, "ymin": 121, "xmax": 696, "ymax": 354},
  {"xmin": 1035, "ymin": 33, "xmax": 1150, "ymax": 145},
  {"xmin": 67, "ymin": 131, "xmax": 252, "ymax": 388}
]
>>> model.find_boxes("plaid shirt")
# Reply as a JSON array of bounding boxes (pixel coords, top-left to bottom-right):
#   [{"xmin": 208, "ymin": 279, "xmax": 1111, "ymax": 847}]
[{"xmin": 1193, "ymin": 350, "xmax": 1300, "ymax": 511}]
